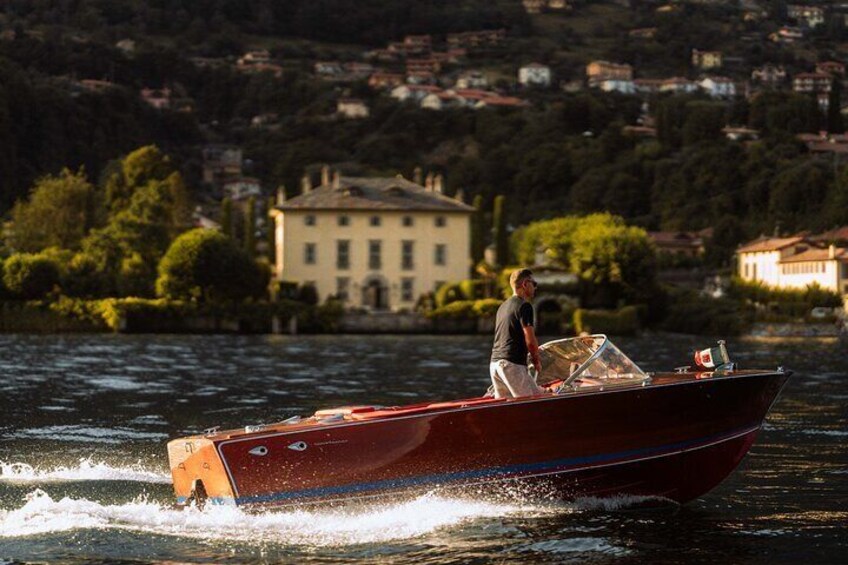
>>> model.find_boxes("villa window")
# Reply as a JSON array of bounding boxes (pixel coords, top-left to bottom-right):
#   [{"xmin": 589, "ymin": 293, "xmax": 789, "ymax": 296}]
[
  {"xmin": 304, "ymin": 215, "xmax": 316, "ymax": 226},
  {"xmin": 402, "ymin": 241, "xmax": 414, "ymax": 270},
  {"xmin": 304, "ymin": 243, "xmax": 317, "ymax": 265},
  {"xmin": 401, "ymin": 278, "xmax": 414, "ymax": 302},
  {"xmin": 337, "ymin": 240, "xmax": 350, "ymax": 270},
  {"xmin": 338, "ymin": 215, "xmax": 350, "ymax": 227},
  {"xmin": 403, "ymin": 215, "xmax": 414, "ymax": 227},
  {"xmin": 842, "ymin": 263, "xmax": 848, "ymax": 279},
  {"xmin": 369, "ymin": 240, "xmax": 382, "ymax": 270},
  {"xmin": 434, "ymin": 244, "xmax": 447, "ymax": 266},
  {"xmin": 370, "ymin": 216, "xmax": 382, "ymax": 227},
  {"xmin": 435, "ymin": 215, "xmax": 446, "ymax": 227},
  {"xmin": 336, "ymin": 277, "xmax": 350, "ymax": 301}
]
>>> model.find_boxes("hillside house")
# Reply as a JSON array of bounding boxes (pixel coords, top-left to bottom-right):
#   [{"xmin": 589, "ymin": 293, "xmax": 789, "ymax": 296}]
[
  {"xmin": 337, "ymin": 98, "xmax": 370, "ymax": 119},
  {"xmin": 691, "ymin": 49, "xmax": 722, "ymax": 70},
  {"xmin": 699, "ymin": 77, "xmax": 736, "ymax": 98},
  {"xmin": 793, "ymin": 72, "xmax": 832, "ymax": 93},
  {"xmin": 788, "ymin": 5, "xmax": 826, "ymax": 27},
  {"xmin": 586, "ymin": 61, "xmax": 633, "ymax": 84},
  {"xmin": 738, "ymin": 236, "xmax": 848, "ymax": 295},
  {"xmin": 519, "ymin": 63, "xmax": 552, "ymax": 87},
  {"xmin": 752, "ymin": 64, "xmax": 787, "ymax": 87}
]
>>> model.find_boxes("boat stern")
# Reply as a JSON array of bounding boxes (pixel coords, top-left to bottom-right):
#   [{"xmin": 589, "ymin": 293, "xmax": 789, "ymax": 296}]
[{"xmin": 167, "ymin": 435, "xmax": 236, "ymax": 506}]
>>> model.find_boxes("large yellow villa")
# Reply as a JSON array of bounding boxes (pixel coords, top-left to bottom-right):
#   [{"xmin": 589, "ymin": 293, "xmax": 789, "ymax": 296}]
[{"xmin": 272, "ymin": 167, "xmax": 473, "ymax": 310}]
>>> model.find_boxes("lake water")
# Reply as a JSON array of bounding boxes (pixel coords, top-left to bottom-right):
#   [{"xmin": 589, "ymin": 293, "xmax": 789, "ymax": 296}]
[{"xmin": 0, "ymin": 333, "xmax": 845, "ymax": 564}]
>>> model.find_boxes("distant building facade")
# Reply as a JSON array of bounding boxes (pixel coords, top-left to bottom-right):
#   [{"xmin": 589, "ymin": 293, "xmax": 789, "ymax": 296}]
[
  {"xmin": 519, "ymin": 63, "xmax": 552, "ymax": 87},
  {"xmin": 273, "ymin": 168, "xmax": 473, "ymax": 310},
  {"xmin": 737, "ymin": 236, "xmax": 848, "ymax": 295}
]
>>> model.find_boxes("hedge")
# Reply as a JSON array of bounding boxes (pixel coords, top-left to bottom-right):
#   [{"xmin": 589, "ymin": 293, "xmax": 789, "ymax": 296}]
[{"xmin": 573, "ymin": 306, "xmax": 640, "ymax": 336}]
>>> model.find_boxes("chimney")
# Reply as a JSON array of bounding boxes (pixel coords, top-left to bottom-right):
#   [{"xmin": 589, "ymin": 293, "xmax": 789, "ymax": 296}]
[
  {"xmin": 332, "ymin": 170, "xmax": 341, "ymax": 189},
  {"xmin": 425, "ymin": 172, "xmax": 434, "ymax": 191},
  {"xmin": 276, "ymin": 185, "xmax": 286, "ymax": 205},
  {"xmin": 413, "ymin": 166, "xmax": 423, "ymax": 185},
  {"xmin": 829, "ymin": 244, "xmax": 836, "ymax": 259},
  {"xmin": 321, "ymin": 164, "xmax": 330, "ymax": 186},
  {"xmin": 454, "ymin": 188, "xmax": 465, "ymax": 203},
  {"xmin": 301, "ymin": 174, "xmax": 312, "ymax": 194},
  {"xmin": 434, "ymin": 174, "xmax": 444, "ymax": 194}
]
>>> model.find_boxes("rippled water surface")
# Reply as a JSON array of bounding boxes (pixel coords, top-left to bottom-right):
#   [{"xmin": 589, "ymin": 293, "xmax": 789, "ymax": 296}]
[{"xmin": 0, "ymin": 333, "xmax": 845, "ymax": 563}]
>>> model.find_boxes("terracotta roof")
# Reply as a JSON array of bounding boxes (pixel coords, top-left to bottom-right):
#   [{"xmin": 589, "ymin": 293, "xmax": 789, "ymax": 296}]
[
  {"xmin": 648, "ymin": 231, "xmax": 703, "ymax": 245},
  {"xmin": 737, "ymin": 236, "xmax": 807, "ymax": 253},
  {"xmin": 779, "ymin": 247, "xmax": 848, "ymax": 263},
  {"xmin": 811, "ymin": 226, "xmax": 848, "ymax": 242},
  {"xmin": 278, "ymin": 176, "xmax": 474, "ymax": 212}
]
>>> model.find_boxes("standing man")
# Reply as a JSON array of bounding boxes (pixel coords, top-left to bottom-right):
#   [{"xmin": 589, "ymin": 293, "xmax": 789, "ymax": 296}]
[{"xmin": 489, "ymin": 268, "xmax": 546, "ymax": 398}]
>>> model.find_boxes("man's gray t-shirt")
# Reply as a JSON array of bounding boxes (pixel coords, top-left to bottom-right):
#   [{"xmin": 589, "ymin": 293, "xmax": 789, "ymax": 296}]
[{"xmin": 490, "ymin": 295, "xmax": 534, "ymax": 365}]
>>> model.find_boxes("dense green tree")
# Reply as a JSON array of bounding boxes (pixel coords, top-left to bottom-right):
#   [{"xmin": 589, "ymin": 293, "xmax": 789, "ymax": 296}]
[
  {"xmin": 493, "ymin": 195, "xmax": 508, "ymax": 267},
  {"xmin": 512, "ymin": 214, "xmax": 656, "ymax": 307},
  {"xmin": 827, "ymin": 77, "xmax": 844, "ymax": 134},
  {"xmin": 267, "ymin": 196, "xmax": 277, "ymax": 261},
  {"xmin": 470, "ymin": 194, "xmax": 486, "ymax": 265},
  {"xmin": 2, "ymin": 253, "xmax": 60, "ymax": 300},
  {"xmin": 156, "ymin": 228, "xmax": 268, "ymax": 302},
  {"xmin": 221, "ymin": 198, "xmax": 234, "ymax": 239},
  {"xmin": 244, "ymin": 196, "xmax": 256, "ymax": 256},
  {"xmin": 81, "ymin": 147, "xmax": 191, "ymax": 296},
  {"xmin": 10, "ymin": 168, "xmax": 100, "ymax": 252}
]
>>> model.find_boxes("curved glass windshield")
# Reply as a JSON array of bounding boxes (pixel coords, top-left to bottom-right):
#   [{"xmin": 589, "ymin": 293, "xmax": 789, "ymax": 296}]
[{"xmin": 538, "ymin": 335, "xmax": 649, "ymax": 392}]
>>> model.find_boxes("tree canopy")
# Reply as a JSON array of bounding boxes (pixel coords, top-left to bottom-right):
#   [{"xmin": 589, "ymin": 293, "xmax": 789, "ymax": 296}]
[
  {"xmin": 10, "ymin": 168, "xmax": 99, "ymax": 252},
  {"xmin": 156, "ymin": 228, "xmax": 268, "ymax": 302}
]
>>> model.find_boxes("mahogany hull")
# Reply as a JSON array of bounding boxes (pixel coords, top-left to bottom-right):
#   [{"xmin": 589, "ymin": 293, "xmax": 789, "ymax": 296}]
[{"xmin": 168, "ymin": 369, "xmax": 790, "ymax": 507}]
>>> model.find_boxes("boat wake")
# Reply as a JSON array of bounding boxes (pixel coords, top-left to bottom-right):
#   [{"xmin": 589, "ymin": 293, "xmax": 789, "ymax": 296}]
[
  {"xmin": 0, "ymin": 488, "xmax": 672, "ymax": 546},
  {"xmin": 0, "ymin": 458, "xmax": 171, "ymax": 484},
  {"xmin": 0, "ymin": 489, "xmax": 543, "ymax": 545}
]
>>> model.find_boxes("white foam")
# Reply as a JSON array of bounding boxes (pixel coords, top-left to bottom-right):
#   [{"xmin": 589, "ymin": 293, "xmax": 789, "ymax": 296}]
[
  {"xmin": 0, "ymin": 490, "xmax": 543, "ymax": 546},
  {"xmin": 0, "ymin": 458, "xmax": 171, "ymax": 484}
]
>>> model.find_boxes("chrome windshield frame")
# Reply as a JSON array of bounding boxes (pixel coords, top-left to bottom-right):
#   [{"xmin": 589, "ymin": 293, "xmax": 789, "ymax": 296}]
[{"xmin": 539, "ymin": 334, "xmax": 650, "ymax": 393}]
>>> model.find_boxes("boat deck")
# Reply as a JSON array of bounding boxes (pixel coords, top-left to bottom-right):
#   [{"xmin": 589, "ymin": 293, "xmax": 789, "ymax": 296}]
[{"xmin": 194, "ymin": 369, "xmax": 772, "ymax": 442}]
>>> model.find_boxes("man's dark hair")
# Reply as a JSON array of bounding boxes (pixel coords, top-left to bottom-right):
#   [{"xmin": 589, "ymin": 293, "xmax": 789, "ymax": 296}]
[{"xmin": 509, "ymin": 268, "xmax": 533, "ymax": 291}]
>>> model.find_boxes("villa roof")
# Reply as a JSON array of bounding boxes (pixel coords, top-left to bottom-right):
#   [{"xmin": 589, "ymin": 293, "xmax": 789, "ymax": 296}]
[
  {"xmin": 779, "ymin": 247, "xmax": 848, "ymax": 263},
  {"xmin": 737, "ymin": 236, "xmax": 807, "ymax": 253},
  {"xmin": 278, "ymin": 176, "xmax": 474, "ymax": 213}
]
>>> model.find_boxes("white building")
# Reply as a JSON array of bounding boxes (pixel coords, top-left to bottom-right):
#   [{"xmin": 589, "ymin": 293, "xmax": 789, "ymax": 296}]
[
  {"xmin": 598, "ymin": 79, "xmax": 636, "ymax": 94},
  {"xmin": 738, "ymin": 236, "xmax": 848, "ymax": 295},
  {"xmin": 390, "ymin": 84, "xmax": 443, "ymax": 103},
  {"xmin": 455, "ymin": 70, "xmax": 488, "ymax": 90},
  {"xmin": 660, "ymin": 77, "xmax": 699, "ymax": 94},
  {"xmin": 699, "ymin": 77, "xmax": 736, "ymax": 98},
  {"xmin": 519, "ymin": 63, "xmax": 552, "ymax": 87},
  {"xmin": 223, "ymin": 177, "xmax": 262, "ymax": 201},
  {"xmin": 337, "ymin": 98, "xmax": 370, "ymax": 119}
]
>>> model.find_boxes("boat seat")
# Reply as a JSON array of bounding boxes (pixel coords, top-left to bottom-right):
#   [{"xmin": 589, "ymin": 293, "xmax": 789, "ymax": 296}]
[{"xmin": 348, "ymin": 396, "xmax": 507, "ymax": 420}]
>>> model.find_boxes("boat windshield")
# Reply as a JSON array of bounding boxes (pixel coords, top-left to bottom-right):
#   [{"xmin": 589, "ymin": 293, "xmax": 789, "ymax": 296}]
[{"xmin": 538, "ymin": 334, "xmax": 650, "ymax": 392}]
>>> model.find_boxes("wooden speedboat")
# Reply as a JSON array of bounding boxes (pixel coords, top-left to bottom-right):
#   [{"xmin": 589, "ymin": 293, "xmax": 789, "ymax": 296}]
[{"xmin": 167, "ymin": 335, "xmax": 790, "ymax": 508}]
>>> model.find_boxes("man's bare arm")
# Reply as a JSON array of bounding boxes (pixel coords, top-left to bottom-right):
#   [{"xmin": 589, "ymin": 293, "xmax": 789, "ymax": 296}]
[{"xmin": 523, "ymin": 324, "xmax": 541, "ymax": 374}]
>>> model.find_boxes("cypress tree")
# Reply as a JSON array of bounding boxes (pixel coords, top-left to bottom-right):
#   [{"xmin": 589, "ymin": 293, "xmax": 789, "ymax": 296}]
[
  {"xmin": 471, "ymin": 194, "xmax": 485, "ymax": 265},
  {"xmin": 493, "ymin": 195, "xmax": 508, "ymax": 267},
  {"xmin": 244, "ymin": 196, "xmax": 256, "ymax": 256},
  {"xmin": 828, "ymin": 77, "xmax": 844, "ymax": 134},
  {"xmin": 220, "ymin": 197, "xmax": 233, "ymax": 238}
]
